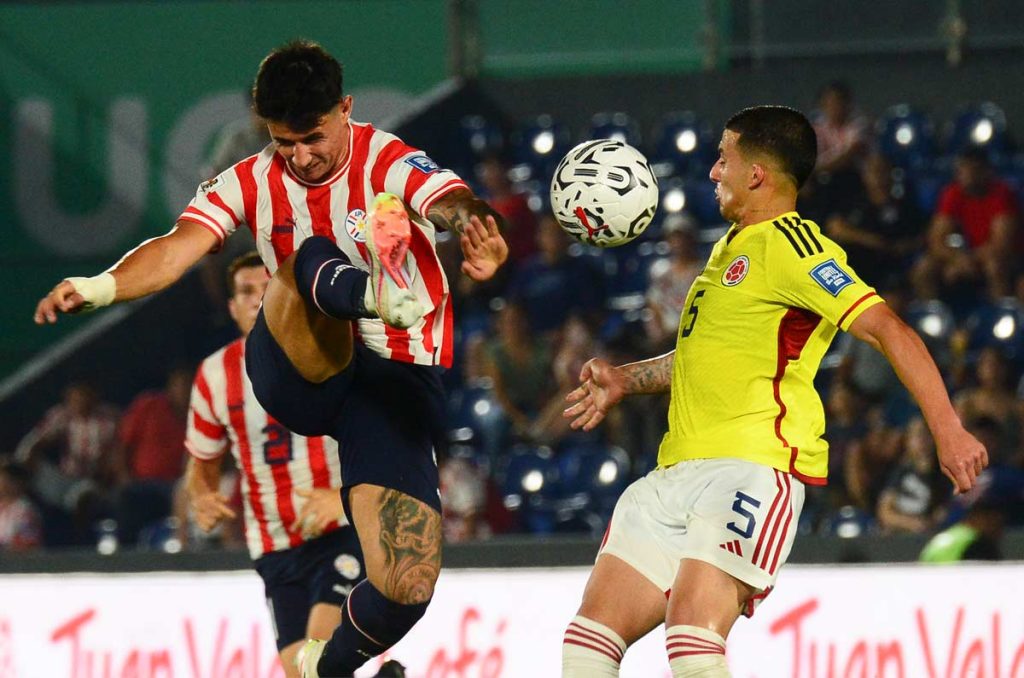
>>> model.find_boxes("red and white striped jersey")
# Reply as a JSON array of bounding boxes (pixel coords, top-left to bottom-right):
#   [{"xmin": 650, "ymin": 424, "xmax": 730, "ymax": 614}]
[
  {"xmin": 185, "ymin": 339, "xmax": 345, "ymax": 559},
  {"xmin": 180, "ymin": 121, "xmax": 466, "ymax": 368}
]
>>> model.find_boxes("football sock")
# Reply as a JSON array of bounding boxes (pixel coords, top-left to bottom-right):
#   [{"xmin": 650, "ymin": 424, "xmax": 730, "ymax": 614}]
[
  {"xmin": 562, "ymin": 615, "xmax": 626, "ymax": 677},
  {"xmin": 293, "ymin": 236, "xmax": 372, "ymax": 320},
  {"xmin": 665, "ymin": 625, "xmax": 730, "ymax": 677},
  {"xmin": 317, "ymin": 580, "xmax": 429, "ymax": 675}
]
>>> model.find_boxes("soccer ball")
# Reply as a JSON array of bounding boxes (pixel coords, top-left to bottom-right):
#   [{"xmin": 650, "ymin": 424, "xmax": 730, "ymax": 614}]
[{"xmin": 549, "ymin": 139, "xmax": 659, "ymax": 247}]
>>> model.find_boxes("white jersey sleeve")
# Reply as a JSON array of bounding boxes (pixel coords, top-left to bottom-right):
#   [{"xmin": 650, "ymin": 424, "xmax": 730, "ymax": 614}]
[
  {"xmin": 185, "ymin": 355, "xmax": 229, "ymax": 460},
  {"xmin": 179, "ymin": 157, "xmax": 254, "ymax": 249},
  {"xmin": 366, "ymin": 130, "xmax": 467, "ymax": 220}
]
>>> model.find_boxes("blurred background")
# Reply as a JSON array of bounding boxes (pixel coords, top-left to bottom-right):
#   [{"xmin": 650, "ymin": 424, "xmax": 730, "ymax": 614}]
[{"xmin": 2, "ymin": 0, "xmax": 1024, "ymax": 581}]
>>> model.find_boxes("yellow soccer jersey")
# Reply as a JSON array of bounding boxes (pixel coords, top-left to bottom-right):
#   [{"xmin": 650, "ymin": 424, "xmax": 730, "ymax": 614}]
[{"xmin": 657, "ymin": 211, "xmax": 883, "ymax": 483}]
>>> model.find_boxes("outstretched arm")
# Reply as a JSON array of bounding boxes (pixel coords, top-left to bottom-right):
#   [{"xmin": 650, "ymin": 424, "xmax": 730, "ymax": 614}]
[
  {"xmin": 425, "ymin": 188, "xmax": 508, "ymax": 281},
  {"xmin": 564, "ymin": 352, "xmax": 675, "ymax": 431},
  {"xmin": 848, "ymin": 303, "xmax": 987, "ymax": 493},
  {"xmin": 34, "ymin": 220, "xmax": 218, "ymax": 323}
]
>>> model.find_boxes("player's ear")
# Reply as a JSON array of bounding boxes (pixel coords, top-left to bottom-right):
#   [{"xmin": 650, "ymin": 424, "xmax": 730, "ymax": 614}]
[
  {"xmin": 749, "ymin": 163, "xmax": 766, "ymax": 190},
  {"xmin": 338, "ymin": 95, "xmax": 353, "ymax": 120}
]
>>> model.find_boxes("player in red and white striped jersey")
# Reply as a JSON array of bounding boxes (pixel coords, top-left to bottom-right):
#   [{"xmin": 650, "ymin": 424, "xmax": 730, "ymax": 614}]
[
  {"xmin": 35, "ymin": 41, "xmax": 506, "ymax": 678},
  {"xmin": 183, "ymin": 252, "xmax": 370, "ymax": 677}
]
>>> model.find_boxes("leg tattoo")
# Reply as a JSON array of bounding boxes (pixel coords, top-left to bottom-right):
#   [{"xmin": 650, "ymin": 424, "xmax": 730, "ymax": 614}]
[{"xmin": 377, "ymin": 490, "xmax": 441, "ymax": 603}]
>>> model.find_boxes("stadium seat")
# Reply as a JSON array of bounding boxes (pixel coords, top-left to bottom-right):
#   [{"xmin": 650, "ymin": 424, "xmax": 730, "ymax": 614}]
[
  {"xmin": 875, "ymin": 104, "xmax": 936, "ymax": 170},
  {"xmin": 555, "ymin": 443, "xmax": 631, "ymax": 519},
  {"xmin": 454, "ymin": 115, "xmax": 504, "ymax": 177},
  {"xmin": 964, "ymin": 298, "xmax": 1024, "ymax": 361},
  {"xmin": 509, "ymin": 114, "xmax": 573, "ymax": 183},
  {"xmin": 498, "ymin": 446, "xmax": 559, "ymax": 534},
  {"xmin": 447, "ymin": 383, "xmax": 509, "ymax": 466},
  {"xmin": 586, "ymin": 111, "xmax": 642, "ymax": 148},
  {"xmin": 650, "ymin": 111, "xmax": 715, "ymax": 179},
  {"xmin": 945, "ymin": 101, "xmax": 1009, "ymax": 161}
]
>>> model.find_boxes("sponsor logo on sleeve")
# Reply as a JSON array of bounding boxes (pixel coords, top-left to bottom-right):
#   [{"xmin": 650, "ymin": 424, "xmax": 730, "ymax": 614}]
[
  {"xmin": 405, "ymin": 155, "xmax": 440, "ymax": 174},
  {"xmin": 722, "ymin": 255, "xmax": 750, "ymax": 286},
  {"xmin": 199, "ymin": 176, "xmax": 224, "ymax": 194},
  {"xmin": 809, "ymin": 259, "xmax": 854, "ymax": 296}
]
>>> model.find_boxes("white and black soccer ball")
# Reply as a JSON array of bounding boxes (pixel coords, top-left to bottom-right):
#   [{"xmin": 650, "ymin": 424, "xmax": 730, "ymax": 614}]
[{"xmin": 549, "ymin": 139, "xmax": 659, "ymax": 248}]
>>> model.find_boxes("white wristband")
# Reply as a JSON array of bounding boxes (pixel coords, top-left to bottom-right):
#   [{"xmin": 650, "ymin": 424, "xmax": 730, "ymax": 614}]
[{"xmin": 64, "ymin": 273, "xmax": 117, "ymax": 310}]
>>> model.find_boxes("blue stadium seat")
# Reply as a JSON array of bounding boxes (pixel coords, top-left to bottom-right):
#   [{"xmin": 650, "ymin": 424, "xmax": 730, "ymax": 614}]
[
  {"xmin": 650, "ymin": 111, "xmax": 716, "ymax": 179},
  {"xmin": 586, "ymin": 111, "xmax": 642, "ymax": 148},
  {"xmin": 498, "ymin": 446, "xmax": 559, "ymax": 534},
  {"xmin": 554, "ymin": 443, "xmax": 630, "ymax": 520},
  {"xmin": 658, "ymin": 177, "xmax": 721, "ymax": 226},
  {"xmin": 964, "ymin": 299, "xmax": 1024, "ymax": 361},
  {"xmin": 510, "ymin": 114, "xmax": 573, "ymax": 183},
  {"xmin": 875, "ymin": 104, "xmax": 936, "ymax": 170},
  {"xmin": 945, "ymin": 101, "xmax": 1009, "ymax": 161},
  {"xmin": 454, "ymin": 115, "xmax": 504, "ymax": 177},
  {"xmin": 447, "ymin": 384, "xmax": 509, "ymax": 465}
]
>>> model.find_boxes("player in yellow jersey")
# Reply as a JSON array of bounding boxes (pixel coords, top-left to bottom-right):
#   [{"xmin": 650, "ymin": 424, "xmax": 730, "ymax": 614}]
[{"xmin": 559, "ymin": 106, "xmax": 988, "ymax": 678}]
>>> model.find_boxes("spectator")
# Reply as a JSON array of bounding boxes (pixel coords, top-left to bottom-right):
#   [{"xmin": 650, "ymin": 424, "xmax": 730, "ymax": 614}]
[
  {"xmin": 644, "ymin": 213, "xmax": 702, "ymax": 351},
  {"xmin": 955, "ymin": 347, "xmax": 1020, "ymax": 451},
  {"xmin": 806, "ymin": 80, "xmax": 870, "ymax": 219},
  {"xmin": 507, "ymin": 215, "xmax": 604, "ymax": 335},
  {"xmin": 481, "ymin": 301, "xmax": 560, "ymax": 444},
  {"xmin": 0, "ymin": 457, "xmax": 42, "ymax": 551},
  {"xmin": 476, "ymin": 154, "xmax": 539, "ymax": 265},
  {"xmin": 920, "ymin": 492, "xmax": 1006, "ymax": 563},
  {"xmin": 113, "ymin": 366, "xmax": 192, "ymax": 546},
  {"xmin": 876, "ymin": 418, "xmax": 950, "ymax": 534},
  {"xmin": 14, "ymin": 381, "xmax": 119, "ymax": 542},
  {"xmin": 824, "ymin": 152, "xmax": 927, "ymax": 287},
  {"xmin": 912, "ymin": 147, "xmax": 1019, "ymax": 300},
  {"xmin": 843, "ymin": 406, "xmax": 904, "ymax": 515},
  {"xmin": 812, "ymin": 80, "xmax": 869, "ymax": 178}
]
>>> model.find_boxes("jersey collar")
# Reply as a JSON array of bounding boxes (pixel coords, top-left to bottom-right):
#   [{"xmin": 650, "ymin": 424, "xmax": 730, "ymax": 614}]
[{"xmin": 727, "ymin": 210, "xmax": 801, "ymax": 247}]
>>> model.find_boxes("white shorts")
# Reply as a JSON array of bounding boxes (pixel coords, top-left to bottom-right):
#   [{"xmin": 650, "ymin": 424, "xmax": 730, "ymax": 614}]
[{"xmin": 598, "ymin": 458, "xmax": 805, "ymax": 616}]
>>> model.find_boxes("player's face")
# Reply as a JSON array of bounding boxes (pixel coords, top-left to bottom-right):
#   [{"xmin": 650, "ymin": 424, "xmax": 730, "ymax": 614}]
[
  {"xmin": 709, "ymin": 129, "xmax": 749, "ymax": 223},
  {"xmin": 228, "ymin": 266, "xmax": 270, "ymax": 337},
  {"xmin": 267, "ymin": 96, "xmax": 353, "ymax": 183}
]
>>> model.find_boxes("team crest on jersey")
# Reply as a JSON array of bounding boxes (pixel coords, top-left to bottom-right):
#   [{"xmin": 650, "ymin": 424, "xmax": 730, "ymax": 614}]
[
  {"xmin": 334, "ymin": 553, "xmax": 362, "ymax": 580},
  {"xmin": 722, "ymin": 255, "xmax": 750, "ymax": 286},
  {"xmin": 810, "ymin": 258, "xmax": 854, "ymax": 296},
  {"xmin": 199, "ymin": 175, "xmax": 224, "ymax": 194},
  {"xmin": 405, "ymin": 155, "xmax": 440, "ymax": 174},
  {"xmin": 345, "ymin": 209, "xmax": 367, "ymax": 242}
]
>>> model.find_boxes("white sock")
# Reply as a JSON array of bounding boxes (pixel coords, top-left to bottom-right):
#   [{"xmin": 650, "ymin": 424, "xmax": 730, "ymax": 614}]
[
  {"xmin": 665, "ymin": 625, "xmax": 730, "ymax": 677},
  {"xmin": 562, "ymin": 615, "xmax": 626, "ymax": 677}
]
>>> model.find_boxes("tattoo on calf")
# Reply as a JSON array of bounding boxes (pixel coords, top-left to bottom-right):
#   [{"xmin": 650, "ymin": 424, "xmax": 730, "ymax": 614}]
[{"xmin": 377, "ymin": 489, "xmax": 442, "ymax": 604}]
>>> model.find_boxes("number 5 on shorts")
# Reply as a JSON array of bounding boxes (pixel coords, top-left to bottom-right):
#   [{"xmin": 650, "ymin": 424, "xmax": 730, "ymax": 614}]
[{"xmin": 727, "ymin": 491, "xmax": 762, "ymax": 539}]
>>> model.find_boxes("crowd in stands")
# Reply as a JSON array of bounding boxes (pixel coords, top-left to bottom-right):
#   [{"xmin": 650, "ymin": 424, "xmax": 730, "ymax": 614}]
[{"xmin": 3, "ymin": 82, "xmax": 1023, "ymax": 561}]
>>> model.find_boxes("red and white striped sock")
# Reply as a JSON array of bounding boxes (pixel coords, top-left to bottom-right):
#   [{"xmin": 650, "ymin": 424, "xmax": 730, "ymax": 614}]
[
  {"xmin": 665, "ymin": 625, "xmax": 730, "ymax": 677},
  {"xmin": 562, "ymin": 615, "xmax": 626, "ymax": 677}
]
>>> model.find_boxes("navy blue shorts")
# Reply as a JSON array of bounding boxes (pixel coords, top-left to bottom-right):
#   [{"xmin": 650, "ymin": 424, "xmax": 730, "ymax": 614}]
[
  {"xmin": 253, "ymin": 526, "xmax": 364, "ymax": 650},
  {"xmin": 246, "ymin": 309, "xmax": 444, "ymax": 514}
]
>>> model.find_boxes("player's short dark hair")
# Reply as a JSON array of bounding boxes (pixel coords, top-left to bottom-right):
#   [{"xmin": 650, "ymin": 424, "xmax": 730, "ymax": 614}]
[
  {"xmin": 227, "ymin": 251, "xmax": 264, "ymax": 296},
  {"xmin": 253, "ymin": 40, "xmax": 344, "ymax": 131},
  {"xmin": 725, "ymin": 105, "xmax": 818, "ymax": 190}
]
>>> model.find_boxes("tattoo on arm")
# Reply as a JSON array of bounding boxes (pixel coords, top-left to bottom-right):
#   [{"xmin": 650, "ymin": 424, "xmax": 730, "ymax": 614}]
[
  {"xmin": 377, "ymin": 489, "xmax": 442, "ymax": 604},
  {"xmin": 621, "ymin": 351, "xmax": 675, "ymax": 395},
  {"xmin": 425, "ymin": 188, "xmax": 504, "ymax": 235}
]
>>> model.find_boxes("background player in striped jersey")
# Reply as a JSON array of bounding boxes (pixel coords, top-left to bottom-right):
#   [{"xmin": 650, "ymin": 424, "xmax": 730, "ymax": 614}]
[
  {"xmin": 184, "ymin": 252, "xmax": 402, "ymax": 677},
  {"xmin": 560, "ymin": 106, "xmax": 988, "ymax": 678},
  {"xmin": 34, "ymin": 41, "xmax": 508, "ymax": 677}
]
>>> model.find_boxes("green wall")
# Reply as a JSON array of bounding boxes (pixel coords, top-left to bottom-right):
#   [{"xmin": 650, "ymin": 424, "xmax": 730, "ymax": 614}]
[
  {"xmin": 479, "ymin": 0, "xmax": 725, "ymax": 76},
  {"xmin": 0, "ymin": 1, "xmax": 449, "ymax": 379}
]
